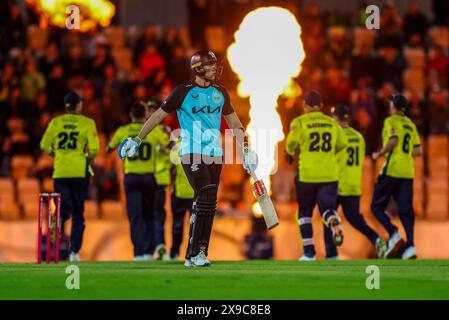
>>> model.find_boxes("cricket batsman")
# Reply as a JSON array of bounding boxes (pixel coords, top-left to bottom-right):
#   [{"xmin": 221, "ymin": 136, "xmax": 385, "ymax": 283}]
[
  {"xmin": 332, "ymin": 105, "xmax": 388, "ymax": 258},
  {"xmin": 118, "ymin": 50, "xmax": 257, "ymax": 267},
  {"xmin": 371, "ymin": 94, "xmax": 421, "ymax": 259},
  {"xmin": 40, "ymin": 91, "xmax": 99, "ymax": 261},
  {"xmin": 285, "ymin": 91, "xmax": 347, "ymax": 261}
]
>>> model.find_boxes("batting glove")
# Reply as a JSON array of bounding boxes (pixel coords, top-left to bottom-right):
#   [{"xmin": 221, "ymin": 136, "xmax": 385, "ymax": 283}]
[{"xmin": 243, "ymin": 147, "xmax": 258, "ymax": 174}]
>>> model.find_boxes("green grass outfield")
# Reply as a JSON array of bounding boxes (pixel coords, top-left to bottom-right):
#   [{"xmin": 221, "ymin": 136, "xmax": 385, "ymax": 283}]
[{"xmin": 0, "ymin": 260, "xmax": 448, "ymax": 300}]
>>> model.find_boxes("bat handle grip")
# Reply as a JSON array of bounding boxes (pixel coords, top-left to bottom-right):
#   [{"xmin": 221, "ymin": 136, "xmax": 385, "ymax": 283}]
[{"xmin": 250, "ymin": 170, "xmax": 259, "ymax": 182}]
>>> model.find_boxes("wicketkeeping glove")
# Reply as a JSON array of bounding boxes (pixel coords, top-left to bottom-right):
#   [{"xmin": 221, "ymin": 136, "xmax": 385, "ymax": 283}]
[{"xmin": 118, "ymin": 137, "xmax": 141, "ymax": 159}]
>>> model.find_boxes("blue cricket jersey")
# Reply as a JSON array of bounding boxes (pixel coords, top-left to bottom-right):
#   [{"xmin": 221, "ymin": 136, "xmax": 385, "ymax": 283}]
[{"xmin": 160, "ymin": 81, "xmax": 234, "ymax": 156}]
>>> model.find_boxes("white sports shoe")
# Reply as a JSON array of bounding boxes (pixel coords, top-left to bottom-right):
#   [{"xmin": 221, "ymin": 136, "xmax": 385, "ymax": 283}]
[
  {"xmin": 375, "ymin": 237, "xmax": 388, "ymax": 258},
  {"xmin": 133, "ymin": 255, "xmax": 144, "ymax": 262},
  {"xmin": 184, "ymin": 259, "xmax": 193, "ymax": 267},
  {"xmin": 299, "ymin": 255, "xmax": 316, "ymax": 261},
  {"xmin": 188, "ymin": 252, "xmax": 211, "ymax": 267},
  {"xmin": 385, "ymin": 232, "xmax": 405, "ymax": 258},
  {"xmin": 155, "ymin": 244, "xmax": 167, "ymax": 260},
  {"xmin": 69, "ymin": 252, "xmax": 80, "ymax": 262},
  {"xmin": 402, "ymin": 246, "xmax": 417, "ymax": 259},
  {"xmin": 143, "ymin": 254, "xmax": 153, "ymax": 261},
  {"xmin": 329, "ymin": 216, "xmax": 344, "ymax": 246},
  {"xmin": 162, "ymin": 253, "xmax": 171, "ymax": 261}
]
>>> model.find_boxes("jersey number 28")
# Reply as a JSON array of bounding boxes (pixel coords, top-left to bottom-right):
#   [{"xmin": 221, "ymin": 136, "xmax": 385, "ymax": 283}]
[{"xmin": 309, "ymin": 132, "xmax": 332, "ymax": 152}]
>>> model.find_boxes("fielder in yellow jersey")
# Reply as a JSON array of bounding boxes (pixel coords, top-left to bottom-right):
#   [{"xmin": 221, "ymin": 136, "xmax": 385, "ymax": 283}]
[
  {"xmin": 371, "ymin": 94, "xmax": 421, "ymax": 259},
  {"xmin": 107, "ymin": 101, "xmax": 172, "ymax": 261},
  {"xmin": 332, "ymin": 105, "xmax": 387, "ymax": 258},
  {"xmin": 40, "ymin": 91, "xmax": 99, "ymax": 261},
  {"xmin": 285, "ymin": 91, "xmax": 346, "ymax": 260}
]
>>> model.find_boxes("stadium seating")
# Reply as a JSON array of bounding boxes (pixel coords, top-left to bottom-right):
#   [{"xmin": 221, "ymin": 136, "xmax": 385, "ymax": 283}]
[
  {"xmin": 0, "ymin": 201, "xmax": 21, "ymax": 220},
  {"xmin": 104, "ymin": 26, "xmax": 126, "ymax": 48},
  {"xmin": 17, "ymin": 178, "xmax": 40, "ymax": 213},
  {"xmin": 11, "ymin": 156, "xmax": 34, "ymax": 180},
  {"xmin": 85, "ymin": 200, "xmax": 99, "ymax": 220},
  {"xmin": 17, "ymin": 178, "xmax": 40, "ymax": 195},
  {"xmin": 0, "ymin": 178, "xmax": 15, "ymax": 204},
  {"xmin": 27, "ymin": 25, "xmax": 48, "ymax": 50},
  {"xmin": 205, "ymin": 26, "xmax": 226, "ymax": 53},
  {"xmin": 426, "ymin": 135, "xmax": 449, "ymax": 219},
  {"xmin": 404, "ymin": 47, "xmax": 426, "ymax": 70},
  {"xmin": 403, "ymin": 68, "xmax": 425, "ymax": 92},
  {"xmin": 22, "ymin": 194, "xmax": 40, "ymax": 219},
  {"xmin": 428, "ymin": 26, "xmax": 449, "ymax": 49},
  {"xmin": 0, "ymin": 177, "xmax": 18, "ymax": 219},
  {"xmin": 353, "ymin": 27, "xmax": 376, "ymax": 50},
  {"xmin": 42, "ymin": 178, "xmax": 54, "ymax": 193},
  {"xmin": 100, "ymin": 200, "xmax": 125, "ymax": 220},
  {"xmin": 111, "ymin": 48, "xmax": 133, "ymax": 72}
]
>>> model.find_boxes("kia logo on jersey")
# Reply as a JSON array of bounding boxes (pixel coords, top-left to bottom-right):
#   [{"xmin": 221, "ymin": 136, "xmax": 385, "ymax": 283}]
[{"xmin": 192, "ymin": 105, "xmax": 221, "ymax": 114}]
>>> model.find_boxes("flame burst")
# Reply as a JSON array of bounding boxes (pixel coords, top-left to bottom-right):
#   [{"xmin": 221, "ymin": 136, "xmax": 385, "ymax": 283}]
[
  {"xmin": 27, "ymin": 0, "xmax": 115, "ymax": 31},
  {"xmin": 227, "ymin": 7, "xmax": 305, "ymax": 204}
]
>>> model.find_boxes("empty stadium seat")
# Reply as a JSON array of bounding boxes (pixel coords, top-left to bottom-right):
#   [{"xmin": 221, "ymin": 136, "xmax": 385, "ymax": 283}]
[
  {"xmin": 42, "ymin": 178, "xmax": 54, "ymax": 193},
  {"xmin": 17, "ymin": 178, "xmax": 41, "ymax": 214},
  {"xmin": 11, "ymin": 155, "xmax": 35, "ymax": 179},
  {"xmin": 0, "ymin": 201, "xmax": 21, "ymax": 220},
  {"xmin": 22, "ymin": 198, "xmax": 40, "ymax": 219},
  {"xmin": 17, "ymin": 178, "xmax": 40, "ymax": 195},
  {"xmin": 427, "ymin": 190, "xmax": 449, "ymax": 219},
  {"xmin": 404, "ymin": 47, "xmax": 426, "ymax": 70},
  {"xmin": 403, "ymin": 69, "xmax": 425, "ymax": 92},
  {"xmin": 100, "ymin": 200, "xmax": 125, "ymax": 220},
  {"xmin": 427, "ymin": 135, "xmax": 449, "ymax": 156},
  {"xmin": 0, "ymin": 178, "xmax": 15, "ymax": 204},
  {"xmin": 85, "ymin": 200, "xmax": 99, "ymax": 220}
]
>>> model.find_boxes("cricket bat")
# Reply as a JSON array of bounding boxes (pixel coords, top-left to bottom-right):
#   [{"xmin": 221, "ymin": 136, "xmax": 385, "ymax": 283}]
[{"xmin": 250, "ymin": 171, "xmax": 279, "ymax": 230}]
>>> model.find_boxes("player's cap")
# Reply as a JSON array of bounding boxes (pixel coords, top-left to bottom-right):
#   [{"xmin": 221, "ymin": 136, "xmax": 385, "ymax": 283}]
[
  {"xmin": 64, "ymin": 91, "xmax": 83, "ymax": 109},
  {"xmin": 332, "ymin": 104, "xmax": 350, "ymax": 120},
  {"xmin": 390, "ymin": 94, "xmax": 409, "ymax": 111},
  {"xmin": 302, "ymin": 90, "xmax": 322, "ymax": 107}
]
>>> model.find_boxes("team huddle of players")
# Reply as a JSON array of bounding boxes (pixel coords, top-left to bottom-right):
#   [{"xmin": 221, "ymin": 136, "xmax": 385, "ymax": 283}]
[
  {"xmin": 40, "ymin": 49, "xmax": 421, "ymax": 263},
  {"xmin": 286, "ymin": 91, "xmax": 421, "ymax": 260}
]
